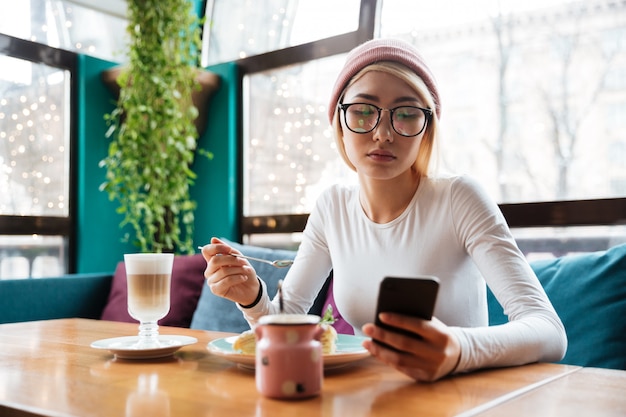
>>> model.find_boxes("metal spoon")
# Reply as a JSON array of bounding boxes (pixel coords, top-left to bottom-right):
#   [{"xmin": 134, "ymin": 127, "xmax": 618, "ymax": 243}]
[
  {"xmin": 197, "ymin": 247, "xmax": 293, "ymax": 268},
  {"xmin": 230, "ymin": 253, "xmax": 294, "ymax": 268}
]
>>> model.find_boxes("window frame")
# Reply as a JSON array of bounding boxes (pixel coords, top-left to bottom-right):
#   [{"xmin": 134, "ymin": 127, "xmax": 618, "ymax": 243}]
[
  {"xmin": 241, "ymin": 198, "xmax": 626, "ymax": 236},
  {"xmin": 0, "ymin": 33, "xmax": 78, "ymax": 273}
]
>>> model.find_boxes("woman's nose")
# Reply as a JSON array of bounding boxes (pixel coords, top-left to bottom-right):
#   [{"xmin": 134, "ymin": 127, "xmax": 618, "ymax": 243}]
[{"xmin": 373, "ymin": 110, "xmax": 393, "ymax": 142}]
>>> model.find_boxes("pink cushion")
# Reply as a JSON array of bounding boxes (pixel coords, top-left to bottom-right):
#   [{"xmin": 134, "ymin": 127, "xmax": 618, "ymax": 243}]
[{"xmin": 100, "ymin": 254, "xmax": 206, "ymax": 328}]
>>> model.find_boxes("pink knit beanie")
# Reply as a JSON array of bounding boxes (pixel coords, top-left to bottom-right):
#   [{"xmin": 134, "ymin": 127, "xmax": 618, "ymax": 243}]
[{"xmin": 327, "ymin": 38, "xmax": 441, "ymax": 123}]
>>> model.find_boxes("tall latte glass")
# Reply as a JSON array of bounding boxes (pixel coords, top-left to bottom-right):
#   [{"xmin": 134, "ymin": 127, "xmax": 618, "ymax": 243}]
[{"xmin": 124, "ymin": 253, "xmax": 174, "ymax": 349}]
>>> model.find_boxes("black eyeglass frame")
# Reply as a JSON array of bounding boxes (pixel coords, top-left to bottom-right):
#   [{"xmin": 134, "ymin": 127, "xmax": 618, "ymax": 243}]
[{"xmin": 338, "ymin": 103, "xmax": 433, "ymax": 137}]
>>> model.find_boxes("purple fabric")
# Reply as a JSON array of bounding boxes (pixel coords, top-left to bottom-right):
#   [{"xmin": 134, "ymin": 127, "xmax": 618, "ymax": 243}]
[{"xmin": 324, "ymin": 279, "xmax": 354, "ymax": 335}]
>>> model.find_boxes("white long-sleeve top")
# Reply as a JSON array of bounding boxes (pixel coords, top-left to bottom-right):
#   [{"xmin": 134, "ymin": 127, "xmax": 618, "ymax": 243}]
[{"xmin": 240, "ymin": 175, "xmax": 567, "ymax": 373}]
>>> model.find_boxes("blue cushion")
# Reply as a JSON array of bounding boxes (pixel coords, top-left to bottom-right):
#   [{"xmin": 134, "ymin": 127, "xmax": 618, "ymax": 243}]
[
  {"xmin": 190, "ymin": 240, "xmax": 297, "ymax": 332},
  {"xmin": 487, "ymin": 243, "xmax": 626, "ymax": 369}
]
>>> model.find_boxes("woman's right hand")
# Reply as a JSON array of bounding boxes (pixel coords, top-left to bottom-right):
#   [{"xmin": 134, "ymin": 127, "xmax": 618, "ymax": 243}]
[{"xmin": 199, "ymin": 237, "xmax": 260, "ymax": 306}]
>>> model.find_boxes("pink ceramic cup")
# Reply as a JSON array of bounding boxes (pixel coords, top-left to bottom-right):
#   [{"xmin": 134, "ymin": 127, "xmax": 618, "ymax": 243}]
[{"xmin": 255, "ymin": 314, "xmax": 323, "ymax": 399}]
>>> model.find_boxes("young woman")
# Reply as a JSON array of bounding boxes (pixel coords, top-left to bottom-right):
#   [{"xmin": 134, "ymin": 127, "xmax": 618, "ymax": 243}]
[{"xmin": 200, "ymin": 38, "xmax": 567, "ymax": 382}]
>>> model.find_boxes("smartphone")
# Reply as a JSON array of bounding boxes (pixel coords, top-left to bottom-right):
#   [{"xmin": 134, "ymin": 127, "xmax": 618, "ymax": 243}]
[{"xmin": 374, "ymin": 276, "xmax": 440, "ymax": 348}]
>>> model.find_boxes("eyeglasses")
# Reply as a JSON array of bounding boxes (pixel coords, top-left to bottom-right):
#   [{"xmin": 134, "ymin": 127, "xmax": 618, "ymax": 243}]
[{"xmin": 339, "ymin": 103, "xmax": 432, "ymax": 137}]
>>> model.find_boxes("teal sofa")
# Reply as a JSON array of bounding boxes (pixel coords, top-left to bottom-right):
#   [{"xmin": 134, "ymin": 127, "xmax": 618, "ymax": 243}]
[
  {"xmin": 1, "ymin": 242, "xmax": 625, "ymax": 371},
  {"xmin": 0, "ymin": 273, "xmax": 112, "ymax": 324}
]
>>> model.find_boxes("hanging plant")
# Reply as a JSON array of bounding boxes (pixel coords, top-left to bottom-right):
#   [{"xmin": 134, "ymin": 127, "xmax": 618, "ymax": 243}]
[{"xmin": 100, "ymin": 0, "xmax": 216, "ymax": 254}]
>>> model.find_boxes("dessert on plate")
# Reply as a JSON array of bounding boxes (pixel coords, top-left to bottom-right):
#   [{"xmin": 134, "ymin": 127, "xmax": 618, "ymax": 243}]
[{"xmin": 232, "ymin": 306, "xmax": 338, "ymax": 355}]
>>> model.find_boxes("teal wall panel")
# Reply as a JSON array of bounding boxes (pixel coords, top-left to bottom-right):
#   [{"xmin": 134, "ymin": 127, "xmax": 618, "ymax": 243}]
[
  {"xmin": 75, "ymin": 56, "xmax": 239, "ymax": 272},
  {"xmin": 191, "ymin": 62, "xmax": 241, "ymax": 246},
  {"xmin": 75, "ymin": 55, "xmax": 134, "ymax": 273},
  {"xmin": 192, "ymin": 0, "xmax": 207, "ymax": 18}
]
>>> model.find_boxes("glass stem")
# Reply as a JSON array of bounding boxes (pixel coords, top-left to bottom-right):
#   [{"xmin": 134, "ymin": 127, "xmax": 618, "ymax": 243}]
[{"xmin": 136, "ymin": 321, "xmax": 160, "ymax": 348}]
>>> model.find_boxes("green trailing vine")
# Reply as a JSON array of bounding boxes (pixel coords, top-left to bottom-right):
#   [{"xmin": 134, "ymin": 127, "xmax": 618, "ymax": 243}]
[{"xmin": 100, "ymin": 0, "xmax": 204, "ymax": 254}]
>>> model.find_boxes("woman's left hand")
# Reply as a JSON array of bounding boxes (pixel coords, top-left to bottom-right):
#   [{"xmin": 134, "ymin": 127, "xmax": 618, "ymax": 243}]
[{"xmin": 361, "ymin": 314, "xmax": 461, "ymax": 382}]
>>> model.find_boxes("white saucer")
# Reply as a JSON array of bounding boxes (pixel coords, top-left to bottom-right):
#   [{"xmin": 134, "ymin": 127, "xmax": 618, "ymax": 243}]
[{"xmin": 91, "ymin": 335, "xmax": 197, "ymax": 359}]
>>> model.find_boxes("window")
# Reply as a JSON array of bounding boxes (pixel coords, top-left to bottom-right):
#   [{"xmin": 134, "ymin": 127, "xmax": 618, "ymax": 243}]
[
  {"xmin": 0, "ymin": 0, "xmax": 127, "ymax": 63},
  {"xmin": 222, "ymin": 0, "xmax": 375, "ymax": 248},
  {"xmin": 202, "ymin": 0, "xmax": 361, "ymax": 66},
  {"xmin": 243, "ymin": 55, "xmax": 357, "ymax": 218},
  {"xmin": 0, "ymin": 34, "xmax": 76, "ymax": 278},
  {"xmin": 0, "ymin": 1, "xmax": 125, "ymax": 278},
  {"xmin": 381, "ymin": 0, "xmax": 626, "ymax": 203},
  {"xmin": 232, "ymin": 0, "xmax": 626, "ymax": 255}
]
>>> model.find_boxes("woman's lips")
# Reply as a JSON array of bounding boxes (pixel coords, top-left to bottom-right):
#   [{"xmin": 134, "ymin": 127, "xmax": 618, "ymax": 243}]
[{"xmin": 367, "ymin": 149, "xmax": 396, "ymax": 162}]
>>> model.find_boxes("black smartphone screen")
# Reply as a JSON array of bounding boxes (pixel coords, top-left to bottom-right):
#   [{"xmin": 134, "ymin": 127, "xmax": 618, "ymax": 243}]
[{"xmin": 374, "ymin": 276, "xmax": 440, "ymax": 347}]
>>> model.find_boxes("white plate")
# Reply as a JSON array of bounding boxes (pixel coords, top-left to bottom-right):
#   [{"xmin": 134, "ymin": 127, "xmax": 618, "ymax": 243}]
[
  {"xmin": 207, "ymin": 334, "xmax": 370, "ymax": 370},
  {"xmin": 91, "ymin": 335, "xmax": 197, "ymax": 359}
]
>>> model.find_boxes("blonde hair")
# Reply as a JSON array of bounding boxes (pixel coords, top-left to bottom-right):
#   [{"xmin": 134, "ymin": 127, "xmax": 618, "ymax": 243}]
[{"xmin": 330, "ymin": 61, "xmax": 439, "ymax": 177}]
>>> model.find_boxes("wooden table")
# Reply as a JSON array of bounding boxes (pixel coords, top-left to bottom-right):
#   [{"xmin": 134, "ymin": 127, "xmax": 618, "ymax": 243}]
[{"xmin": 0, "ymin": 319, "xmax": 623, "ymax": 417}]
